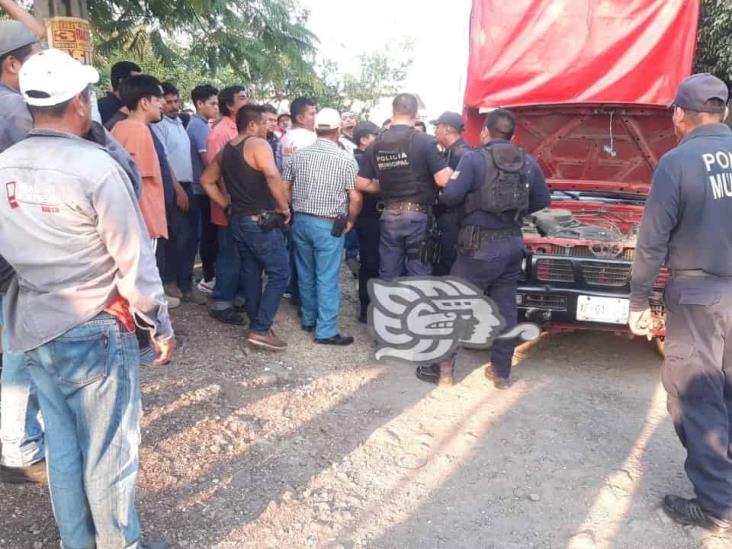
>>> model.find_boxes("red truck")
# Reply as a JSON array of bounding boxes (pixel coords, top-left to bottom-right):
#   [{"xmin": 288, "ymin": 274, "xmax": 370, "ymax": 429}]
[{"xmin": 462, "ymin": 0, "xmax": 701, "ymax": 354}]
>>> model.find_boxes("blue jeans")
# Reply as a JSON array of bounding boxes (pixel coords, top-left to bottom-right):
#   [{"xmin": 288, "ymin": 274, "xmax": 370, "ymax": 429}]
[
  {"xmin": 230, "ymin": 215, "xmax": 290, "ymax": 333},
  {"xmin": 292, "ymin": 214, "xmax": 344, "ymax": 339},
  {"xmin": 211, "ymin": 225, "xmax": 247, "ymax": 311},
  {"xmin": 0, "ymin": 296, "xmax": 45, "ymax": 467},
  {"xmin": 379, "ymin": 210, "xmax": 431, "ymax": 279},
  {"xmin": 26, "ymin": 313, "xmax": 142, "ymax": 548},
  {"xmin": 161, "ymin": 183, "xmax": 199, "ymax": 293}
]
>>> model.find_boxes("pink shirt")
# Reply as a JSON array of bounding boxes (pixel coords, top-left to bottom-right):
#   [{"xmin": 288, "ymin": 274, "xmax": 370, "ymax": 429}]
[{"xmin": 206, "ymin": 116, "xmax": 238, "ymax": 227}]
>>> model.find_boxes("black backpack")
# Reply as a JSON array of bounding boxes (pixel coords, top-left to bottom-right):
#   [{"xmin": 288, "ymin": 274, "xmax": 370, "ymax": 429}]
[{"xmin": 464, "ymin": 143, "xmax": 530, "ymax": 217}]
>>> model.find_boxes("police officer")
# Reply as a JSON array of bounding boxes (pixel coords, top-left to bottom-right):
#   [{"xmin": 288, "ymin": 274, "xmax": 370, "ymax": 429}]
[
  {"xmin": 431, "ymin": 111, "xmax": 472, "ymax": 275},
  {"xmin": 352, "ymin": 121, "xmax": 382, "ymax": 322},
  {"xmin": 422, "ymin": 108, "xmax": 550, "ymax": 387},
  {"xmin": 356, "ymin": 94, "xmax": 452, "ymax": 279},
  {"xmin": 629, "ymin": 73, "xmax": 732, "ymax": 533}
]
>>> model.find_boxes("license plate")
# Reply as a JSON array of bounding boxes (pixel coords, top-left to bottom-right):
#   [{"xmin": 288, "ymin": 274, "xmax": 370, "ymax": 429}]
[{"xmin": 576, "ymin": 296, "xmax": 629, "ymax": 325}]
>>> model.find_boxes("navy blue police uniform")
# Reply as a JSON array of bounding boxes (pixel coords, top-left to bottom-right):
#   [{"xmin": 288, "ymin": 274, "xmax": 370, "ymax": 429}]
[
  {"xmin": 359, "ymin": 125, "xmax": 448, "ymax": 278},
  {"xmin": 441, "ymin": 139, "xmax": 550, "ymax": 381},
  {"xmin": 354, "ymin": 147, "xmax": 381, "ymax": 321},
  {"xmin": 433, "ymin": 137, "xmax": 472, "ymax": 276},
  {"xmin": 631, "ymin": 121, "xmax": 732, "ymax": 525}
]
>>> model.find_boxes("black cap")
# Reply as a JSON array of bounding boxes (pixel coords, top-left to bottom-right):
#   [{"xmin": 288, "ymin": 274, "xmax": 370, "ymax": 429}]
[
  {"xmin": 672, "ymin": 73, "xmax": 729, "ymax": 113},
  {"xmin": 353, "ymin": 121, "xmax": 380, "ymax": 144},
  {"xmin": 429, "ymin": 111, "xmax": 464, "ymax": 131}
]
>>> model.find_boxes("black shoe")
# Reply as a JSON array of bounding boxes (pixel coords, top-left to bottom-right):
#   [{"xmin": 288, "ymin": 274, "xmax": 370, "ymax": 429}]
[
  {"xmin": 0, "ymin": 460, "xmax": 47, "ymax": 484},
  {"xmin": 301, "ymin": 324, "xmax": 315, "ymax": 333},
  {"xmin": 315, "ymin": 334, "xmax": 354, "ymax": 346},
  {"xmin": 416, "ymin": 364, "xmax": 440, "ymax": 384},
  {"xmin": 141, "ymin": 541, "xmax": 172, "ymax": 549},
  {"xmin": 662, "ymin": 495, "xmax": 731, "ymax": 533},
  {"xmin": 210, "ymin": 308, "xmax": 246, "ymax": 325}
]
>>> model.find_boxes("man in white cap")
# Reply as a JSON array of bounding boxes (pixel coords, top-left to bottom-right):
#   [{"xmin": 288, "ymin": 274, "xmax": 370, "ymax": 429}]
[
  {"xmin": 0, "ymin": 49, "xmax": 175, "ymax": 548},
  {"xmin": 283, "ymin": 108, "xmax": 362, "ymax": 346}
]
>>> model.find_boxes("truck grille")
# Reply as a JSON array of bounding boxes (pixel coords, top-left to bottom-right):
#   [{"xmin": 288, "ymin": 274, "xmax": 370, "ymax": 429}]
[
  {"xmin": 522, "ymin": 294, "xmax": 568, "ymax": 311},
  {"xmin": 582, "ymin": 262, "xmax": 631, "ymax": 287},
  {"xmin": 535, "ymin": 259, "xmax": 575, "ymax": 282},
  {"xmin": 551, "ymin": 245, "xmax": 634, "ymax": 260}
]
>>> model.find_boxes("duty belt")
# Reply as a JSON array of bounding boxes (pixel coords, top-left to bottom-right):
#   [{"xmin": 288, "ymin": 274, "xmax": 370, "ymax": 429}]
[
  {"xmin": 382, "ymin": 201, "xmax": 430, "ymax": 214},
  {"xmin": 475, "ymin": 226, "xmax": 522, "ymax": 241},
  {"xmin": 671, "ymin": 269, "xmax": 732, "ymax": 278}
]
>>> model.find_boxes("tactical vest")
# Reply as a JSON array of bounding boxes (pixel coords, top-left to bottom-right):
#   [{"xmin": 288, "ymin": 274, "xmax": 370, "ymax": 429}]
[
  {"xmin": 464, "ymin": 143, "xmax": 530, "ymax": 218},
  {"xmin": 373, "ymin": 128, "xmax": 435, "ymax": 205}
]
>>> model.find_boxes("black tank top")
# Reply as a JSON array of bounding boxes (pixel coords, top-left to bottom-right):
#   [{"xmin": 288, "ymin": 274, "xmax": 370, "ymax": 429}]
[{"xmin": 220, "ymin": 137, "xmax": 276, "ymax": 217}]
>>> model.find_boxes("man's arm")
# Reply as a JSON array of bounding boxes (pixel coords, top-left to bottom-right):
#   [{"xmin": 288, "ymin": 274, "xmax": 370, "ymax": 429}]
[
  {"xmin": 169, "ymin": 165, "xmax": 190, "ymax": 212},
  {"xmin": 423, "ymin": 135, "xmax": 452, "ymax": 187},
  {"xmin": 253, "ymin": 139, "xmax": 291, "ymax": 220},
  {"xmin": 440, "ymin": 152, "xmax": 477, "ymax": 207},
  {"xmin": 199, "ymin": 153, "xmax": 230, "ymax": 211},
  {"xmin": 346, "ymin": 189, "xmax": 363, "ymax": 233},
  {"xmin": 629, "ymin": 161, "xmax": 680, "ymax": 311},
  {"xmin": 0, "ymin": 0, "xmax": 46, "ymax": 38},
  {"xmin": 527, "ymin": 157, "xmax": 551, "ymax": 213},
  {"xmin": 355, "ymin": 176, "xmax": 380, "ymax": 193},
  {"xmin": 93, "ymin": 168, "xmax": 175, "ymax": 351},
  {"xmin": 355, "ymin": 143, "xmax": 381, "ymax": 193}
]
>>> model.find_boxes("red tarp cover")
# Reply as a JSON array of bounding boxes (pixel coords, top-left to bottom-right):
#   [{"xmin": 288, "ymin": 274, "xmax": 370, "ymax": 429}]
[{"xmin": 464, "ymin": 0, "xmax": 700, "ymax": 109}]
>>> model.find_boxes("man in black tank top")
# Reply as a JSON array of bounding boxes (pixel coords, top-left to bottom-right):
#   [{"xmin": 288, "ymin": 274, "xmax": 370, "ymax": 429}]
[{"xmin": 200, "ymin": 105, "xmax": 292, "ymax": 351}]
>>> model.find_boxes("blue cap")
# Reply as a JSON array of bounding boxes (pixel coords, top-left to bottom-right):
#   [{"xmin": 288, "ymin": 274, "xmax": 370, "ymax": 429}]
[
  {"xmin": 672, "ymin": 73, "xmax": 729, "ymax": 113},
  {"xmin": 429, "ymin": 111, "xmax": 464, "ymax": 131}
]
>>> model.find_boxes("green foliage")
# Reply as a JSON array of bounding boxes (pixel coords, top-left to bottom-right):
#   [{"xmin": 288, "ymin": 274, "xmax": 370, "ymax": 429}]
[
  {"xmin": 87, "ymin": 0, "xmax": 318, "ymax": 91},
  {"xmin": 696, "ymin": 0, "xmax": 732, "ymax": 82}
]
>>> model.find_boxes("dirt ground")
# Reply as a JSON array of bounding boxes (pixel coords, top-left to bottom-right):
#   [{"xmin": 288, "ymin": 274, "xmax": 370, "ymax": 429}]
[{"xmin": 1, "ymin": 271, "xmax": 731, "ymax": 549}]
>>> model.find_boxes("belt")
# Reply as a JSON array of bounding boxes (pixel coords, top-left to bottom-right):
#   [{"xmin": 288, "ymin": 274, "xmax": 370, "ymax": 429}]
[
  {"xmin": 671, "ymin": 269, "xmax": 732, "ymax": 279},
  {"xmin": 476, "ymin": 226, "xmax": 522, "ymax": 241},
  {"xmin": 383, "ymin": 201, "xmax": 429, "ymax": 214},
  {"xmin": 297, "ymin": 212, "xmax": 337, "ymax": 222}
]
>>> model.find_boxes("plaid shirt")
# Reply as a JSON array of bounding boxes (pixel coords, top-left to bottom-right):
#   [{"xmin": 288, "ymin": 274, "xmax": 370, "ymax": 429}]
[{"xmin": 284, "ymin": 139, "xmax": 358, "ymax": 218}]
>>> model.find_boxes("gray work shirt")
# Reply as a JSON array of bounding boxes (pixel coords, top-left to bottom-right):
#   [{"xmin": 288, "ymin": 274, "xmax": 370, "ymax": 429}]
[
  {"xmin": 630, "ymin": 123, "xmax": 732, "ymax": 310},
  {"xmin": 0, "ymin": 129, "xmax": 173, "ymax": 352},
  {"xmin": 152, "ymin": 115, "xmax": 194, "ymax": 182}
]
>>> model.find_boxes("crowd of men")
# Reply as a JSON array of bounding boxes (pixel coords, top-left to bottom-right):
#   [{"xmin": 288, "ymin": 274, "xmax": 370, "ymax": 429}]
[{"xmin": 1, "ymin": 7, "xmax": 732, "ymax": 548}]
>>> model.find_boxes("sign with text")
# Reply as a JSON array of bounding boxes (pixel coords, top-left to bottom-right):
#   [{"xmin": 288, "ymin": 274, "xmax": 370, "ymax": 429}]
[{"xmin": 47, "ymin": 17, "xmax": 93, "ymax": 65}]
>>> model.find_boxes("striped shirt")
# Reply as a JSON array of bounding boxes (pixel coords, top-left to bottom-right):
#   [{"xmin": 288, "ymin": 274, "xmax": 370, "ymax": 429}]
[{"xmin": 284, "ymin": 139, "xmax": 358, "ymax": 218}]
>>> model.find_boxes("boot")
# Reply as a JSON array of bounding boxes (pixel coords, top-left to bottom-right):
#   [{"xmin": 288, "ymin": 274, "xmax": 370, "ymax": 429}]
[{"xmin": 416, "ymin": 357, "xmax": 454, "ymax": 386}]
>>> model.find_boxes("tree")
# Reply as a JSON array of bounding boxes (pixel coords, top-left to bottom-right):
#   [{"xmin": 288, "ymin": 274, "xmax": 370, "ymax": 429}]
[
  {"xmin": 306, "ymin": 43, "xmax": 413, "ymax": 118},
  {"xmin": 86, "ymin": 0, "xmax": 318, "ymax": 87},
  {"xmin": 695, "ymin": 0, "xmax": 732, "ymax": 83}
]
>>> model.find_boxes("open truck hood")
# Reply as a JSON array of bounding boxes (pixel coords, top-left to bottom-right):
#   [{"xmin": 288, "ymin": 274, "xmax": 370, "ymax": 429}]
[{"xmin": 511, "ymin": 104, "xmax": 677, "ymax": 194}]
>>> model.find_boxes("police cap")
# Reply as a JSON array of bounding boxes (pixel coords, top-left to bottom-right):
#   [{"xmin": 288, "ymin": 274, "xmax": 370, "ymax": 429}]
[
  {"xmin": 429, "ymin": 111, "xmax": 465, "ymax": 131},
  {"xmin": 672, "ymin": 73, "xmax": 729, "ymax": 114},
  {"xmin": 0, "ymin": 21, "xmax": 38, "ymax": 58},
  {"xmin": 353, "ymin": 121, "xmax": 380, "ymax": 144}
]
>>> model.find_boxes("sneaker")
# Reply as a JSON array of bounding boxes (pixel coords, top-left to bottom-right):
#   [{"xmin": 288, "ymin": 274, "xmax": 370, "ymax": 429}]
[
  {"xmin": 210, "ymin": 308, "xmax": 246, "ymax": 325},
  {"xmin": 166, "ymin": 295, "xmax": 181, "ymax": 309},
  {"xmin": 247, "ymin": 329, "xmax": 287, "ymax": 351},
  {"xmin": 315, "ymin": 334, "xmax": 354, "ymax": 346},
  {"xmin": 662, "ymin": 495, "xmax": 731, "ymax": 533},
  {"xmin": 163, "ymin": 283, "xmax": 183, "ymax": 299},
  {"xmin": 0, "ymin": 460, "xmax": 47, "ymax": 484},
  {"xmin": 139, "ymin": 344, "xmax": 158, "ymax": 367},
  {"xmin": 301, "ymin": 324, "xmax": 315, "ymax": 333},
  {"xmin": 346, "ymin": 256, "xmax": 360, "ymax": 278},
  {"xmin": 181, "ymin": 290, "xmax": 207, "ymax": 305},
  {"xmin": 141, "ymin": 541, "xmax": 172, "ymax": 549},
  {"xmin": 197, "ymin": 278, "xmax": 216, "ymax": 295}
]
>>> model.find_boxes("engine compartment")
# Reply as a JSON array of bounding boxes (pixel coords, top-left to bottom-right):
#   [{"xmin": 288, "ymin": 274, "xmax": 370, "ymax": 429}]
[{"xmin": 522, "ymin": 201, "xmax": 644, "ymax": 254}]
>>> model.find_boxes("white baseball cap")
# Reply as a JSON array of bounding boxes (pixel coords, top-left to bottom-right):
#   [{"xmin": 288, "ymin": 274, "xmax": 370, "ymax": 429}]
[
  {"xmin": 20, "ymin": 49, "xmax": 99, "ymax": 107},
  {"xmin": 315, "ymin": 108, "xmax": 341, "ymax": 131}
]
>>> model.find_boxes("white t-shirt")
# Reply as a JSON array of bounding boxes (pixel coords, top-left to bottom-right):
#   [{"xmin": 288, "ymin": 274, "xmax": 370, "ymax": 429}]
[{"xmin": 277, "ymin": 127, "xmax": 316, "ymax": 171}]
